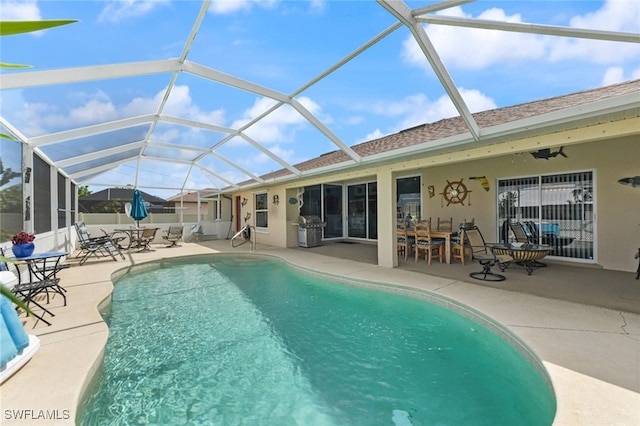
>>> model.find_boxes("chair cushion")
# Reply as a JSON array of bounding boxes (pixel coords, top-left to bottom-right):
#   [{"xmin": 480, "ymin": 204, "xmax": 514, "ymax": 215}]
[
  {"xmin": 0, "ymin": 271, "xmax": 19, "ymax": 289},
  {"xmin": 416, "ymin": 240, "xmax": 442, "ymax": 246}
]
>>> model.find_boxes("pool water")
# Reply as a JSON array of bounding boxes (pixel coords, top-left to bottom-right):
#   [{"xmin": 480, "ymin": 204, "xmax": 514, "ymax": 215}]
[{"xmin": 79, "ymin": 256, "xmax": 555, "ymax": 425}]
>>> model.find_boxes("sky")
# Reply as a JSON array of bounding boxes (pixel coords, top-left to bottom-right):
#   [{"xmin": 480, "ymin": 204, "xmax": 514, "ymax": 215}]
[{"xmin": 1, "ymin": 0, "xmax": 639, "ymax": 199}]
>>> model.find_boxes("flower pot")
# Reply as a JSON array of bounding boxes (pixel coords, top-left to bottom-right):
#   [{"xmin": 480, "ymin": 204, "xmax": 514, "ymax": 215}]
[{"xmin": 11, "ymin": 243, "xmax": 34, "ymax": 258}]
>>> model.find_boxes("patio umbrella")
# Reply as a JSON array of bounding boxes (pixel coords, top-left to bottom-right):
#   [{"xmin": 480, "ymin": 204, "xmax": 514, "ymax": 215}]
[{"xmin": 130, "ymin": 189, "xmax": 148, "ymax": 227}]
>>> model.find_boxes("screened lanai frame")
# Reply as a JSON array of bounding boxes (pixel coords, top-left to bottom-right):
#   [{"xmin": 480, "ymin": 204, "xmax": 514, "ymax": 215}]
[{"xmin": 2, "ymin": 0, "xmax": 639, "ymax": 200}]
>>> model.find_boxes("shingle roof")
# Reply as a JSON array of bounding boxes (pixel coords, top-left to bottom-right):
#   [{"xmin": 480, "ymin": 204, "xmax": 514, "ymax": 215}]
[
  {"xmin": 246, "ymin": 78, "xmax": 640, "ymax": 185},
  {"xmin": 80, "ymin": 188, "xmax": 167, "ymax": 203}
]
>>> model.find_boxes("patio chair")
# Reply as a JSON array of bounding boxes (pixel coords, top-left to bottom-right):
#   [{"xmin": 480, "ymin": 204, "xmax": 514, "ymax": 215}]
[
  {"xmin": 465, "ymin": 226, "xmax": 513, "ymax": 281},
  {"xmin": 133, "ymin": 228, "xmax": 158, "ymax": 252},
  {"xmin": 414, "ymin": 221, "xmax": 444, "ymax": 265},
  {"xmin": 0, "ymin": 249, "xmax": 59, "ymax": 326},
  {"xmin": 189, "ymin": 224, "xmax": 203, "ymax": 242},
  {"xmin": 509, "ymin": 222, "xmax": 531, "ymax": 243},
  {"xmin": 437, "ymin": 217, "xmax": 453, "ymax": 232},
  {"xmin": 101, "ymin": 228, "xmax": 128, "ymax": 249},
  {"xmin": 162, "ymin": 226, "xmax": 183, "ymax": 248},
  {"xmin": 524, "ymin": 221, "xmax": 574, "ymax": 256},
  {"xmin": 510, "ymin": 222, "xmax": 548, "ymax": 268},
  {"xmin": 396, "ymin": 222, "xmax": 412, "ymax": 261},
  {"xmin": 451, "ymin": 224, "xmax": 471, "ymax": 265},
  {"xmin": 74, "ymin": 221, "xmax": 124, "ymax": 265}
]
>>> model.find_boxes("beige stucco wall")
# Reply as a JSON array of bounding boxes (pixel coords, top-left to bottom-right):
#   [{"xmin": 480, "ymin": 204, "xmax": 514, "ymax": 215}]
[{"xmin": 229, "ymin": 130, "xmax": 639, "ymax": 273}]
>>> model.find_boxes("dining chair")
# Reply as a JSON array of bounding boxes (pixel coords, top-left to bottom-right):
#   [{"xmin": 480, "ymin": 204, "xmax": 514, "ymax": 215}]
[
  {"xmin": 437, "ymin": 217, "xmax": 453, "ymax": 232},
  {"xmin": 451, "ymin": 226, "xmax": 468, "ymax": 265},
  {"xmin": 396, "ymin": 222, "xmax": 411, "ymax": 261},
  {"xmin": 414, "ymin": 222, "xmax": 444, "ymax": 265}
]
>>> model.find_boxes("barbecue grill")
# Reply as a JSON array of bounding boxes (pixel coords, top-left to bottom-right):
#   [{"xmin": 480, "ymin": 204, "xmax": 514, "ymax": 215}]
[{"xmin": 298, "ymin": 215, "xmax": 326, "ymax": 248}]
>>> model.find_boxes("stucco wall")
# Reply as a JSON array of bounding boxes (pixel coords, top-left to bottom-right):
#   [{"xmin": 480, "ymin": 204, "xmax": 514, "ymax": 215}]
[
  {"xmin": 231, "ymin": 135, "xmax": 638, "ymax": 272},
  {"xmin": 418, "ymin": 136, "xmax": 638, "ymax": 271}
]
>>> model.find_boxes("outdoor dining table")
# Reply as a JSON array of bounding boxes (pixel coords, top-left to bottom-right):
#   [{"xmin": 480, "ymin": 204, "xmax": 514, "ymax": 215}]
[
  {"xmin": 487, "ymin": 243, "xmax": 553, "ymax": 275},
  {"xmin": 405, "ymin": 229, "xmax": 455, "ymax": 264},
  {"xmin": 15, "ymin": 251, "xmax": 68, "ymax": 285},
  {"xmin": 113, "ymin": 228, "xmax": 145, "ymax": 250},
  {"xmin": 12, "ymin": 251, "xmax": 68, "ymax": 326}
]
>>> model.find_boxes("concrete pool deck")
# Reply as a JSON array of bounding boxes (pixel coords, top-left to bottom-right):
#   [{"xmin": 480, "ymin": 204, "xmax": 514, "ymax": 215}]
[{"xmin": 0, "ymin": 241, "xmax": 638, "ymax": 425}]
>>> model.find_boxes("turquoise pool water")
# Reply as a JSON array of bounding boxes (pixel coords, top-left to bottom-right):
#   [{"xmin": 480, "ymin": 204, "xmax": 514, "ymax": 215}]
[{"xmin": 79, "ymin": 256, "xmax": 555, "ymax": 425}]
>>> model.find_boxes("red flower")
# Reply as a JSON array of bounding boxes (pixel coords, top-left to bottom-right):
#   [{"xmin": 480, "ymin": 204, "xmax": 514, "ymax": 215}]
[{"xmin": 11, "ymin": 231, "xmax": 35, "ymax": 245}]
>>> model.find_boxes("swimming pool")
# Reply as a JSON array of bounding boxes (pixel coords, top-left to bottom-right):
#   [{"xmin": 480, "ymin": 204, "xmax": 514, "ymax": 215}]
[{"xmin": 79, "ymin": 255, "xmax": 556, "ymax": 425}]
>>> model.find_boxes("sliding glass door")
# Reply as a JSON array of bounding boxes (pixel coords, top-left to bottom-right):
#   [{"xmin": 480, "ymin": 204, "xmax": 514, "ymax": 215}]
[
  {"xmin": 497, "ymin": 171, "xmax": 595, "ymax": 261},
  {"xmin": 347, "ymin": 182, "xmax": 377, "ymax": 239}
]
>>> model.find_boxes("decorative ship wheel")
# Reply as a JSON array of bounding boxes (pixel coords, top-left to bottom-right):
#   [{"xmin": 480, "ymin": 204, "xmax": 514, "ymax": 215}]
[{"xmin": 440, "ymin": 179, "xmax": 470, "ymax": 206}]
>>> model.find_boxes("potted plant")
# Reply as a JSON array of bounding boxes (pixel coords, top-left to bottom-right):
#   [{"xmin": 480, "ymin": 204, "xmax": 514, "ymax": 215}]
[{"xmin": 11, "ymin": 231, "xmax": 35, "ymax": 258}]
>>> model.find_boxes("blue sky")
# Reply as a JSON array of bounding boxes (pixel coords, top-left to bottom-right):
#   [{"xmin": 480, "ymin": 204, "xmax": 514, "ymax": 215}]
[{"xmin": 1, "ymin": 0, "xmax": 639, "ymax": 198}]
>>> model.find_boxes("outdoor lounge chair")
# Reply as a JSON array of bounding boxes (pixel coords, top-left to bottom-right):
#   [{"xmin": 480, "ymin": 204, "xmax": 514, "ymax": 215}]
[
  {"xmin": 465, "ymin": 226, "xmax": 513, "ymax": 281},
  {"xmin": 74, "ymin": 221, "xmax": 124, "ymax": 265},
  {"xmin": 162, "ymin": 226, "xmax": 183, "ymax": 248}
]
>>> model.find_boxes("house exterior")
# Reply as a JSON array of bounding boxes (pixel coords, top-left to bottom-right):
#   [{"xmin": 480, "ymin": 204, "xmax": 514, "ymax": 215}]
[{"xmin": 222, "ymin": 79, "xmax": 640, "ymax": 273}]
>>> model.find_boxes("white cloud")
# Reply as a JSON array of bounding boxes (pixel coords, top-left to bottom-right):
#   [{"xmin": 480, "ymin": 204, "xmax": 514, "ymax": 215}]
[
  {"xmin": 569, "ymin": 0, "xmax": 640, "ymax": 33},
  {"xmin": 98, "ymin": 0, "xmax": 170, "ymax": 24},
  {"xmin": 601, "ymin": 67, "xmax": 626, "ymax": 86},
  {"xmin": 0, "ymin": 0, "xmax": 41, "ymax": 21},
  {"xmin": 402, "ymin": 1, "xmax": 640, "ymax": 71},
  {"xmin": 19, "ymin": 85, "xmax": 225, "ymax": 139},
  {"xmin": 209, "ymin": 0, "xmax": 278, "ymax": 15},
  {"xmin": 361, "ymin": 89, "xmax": 496, "ymax": 136},
  {"xmin": 361, "ymin": 128, "xmax": 386, "ymax": 143},
  {"xmin": 601, "ymin": 65, "xmax": 640, "ymax": 85},
  {"xmin": 402, "ymin": 6, "xmax": 546, "ymax": 71},
  {"xmin": 233, "ymin": 96, "xmax": 320, "ymax": 144},
  {"xmin": 550, "ymin": 0, "xmax": 640, "ymax": 63}
]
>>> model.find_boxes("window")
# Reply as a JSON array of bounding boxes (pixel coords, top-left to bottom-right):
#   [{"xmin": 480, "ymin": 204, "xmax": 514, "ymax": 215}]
[
  {"xmin": 0, "ymin": 137, "xmax": 23, "ymax": 241},
  {"xmin": 58, "ymin": 173, "xmax": 66, "ymax": 228},
  {"xmin": 397, "ymin": 175, "xmax": 421, "ymax": 221},
  {"xmin": 255, "ymin": 192, "xmax": 268, "ymax": 228},
  {"xmin": 70, "ymin": 183, "xmax": 76, "ymax": 224},
  {"xmin": 33, "ymin": 155, "xmax": 52, "ymax": 233},
  {"xmin": 497, "ymin": 171, "xmax": 594, "ymax": 261}
]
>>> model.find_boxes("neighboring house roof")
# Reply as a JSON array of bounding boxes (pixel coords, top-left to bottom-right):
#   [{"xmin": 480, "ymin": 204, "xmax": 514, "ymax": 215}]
[
  {"xmin": 167, "ymin": 190, "xmax": 216, "ymax": 203},
  {"xmin": 80, "ymin": 188, "xmax": 167, "ymax": 204},
  {"xmin": 239, "ymin": 78, "xmax": 640, "ymax": 187}
]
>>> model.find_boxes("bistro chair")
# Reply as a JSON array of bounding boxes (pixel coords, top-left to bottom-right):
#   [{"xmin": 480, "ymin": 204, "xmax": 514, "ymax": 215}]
[
  {"xmin": 465, "ymin": 226, "xmax": 513, "ymax": 281},
  {"xmin": 0, "ymin": 248, "xmax": 64, "ymax": 326},
  {"xmin": 414, "ymin": 222, "xmax": 444, "ymax": 265}
]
